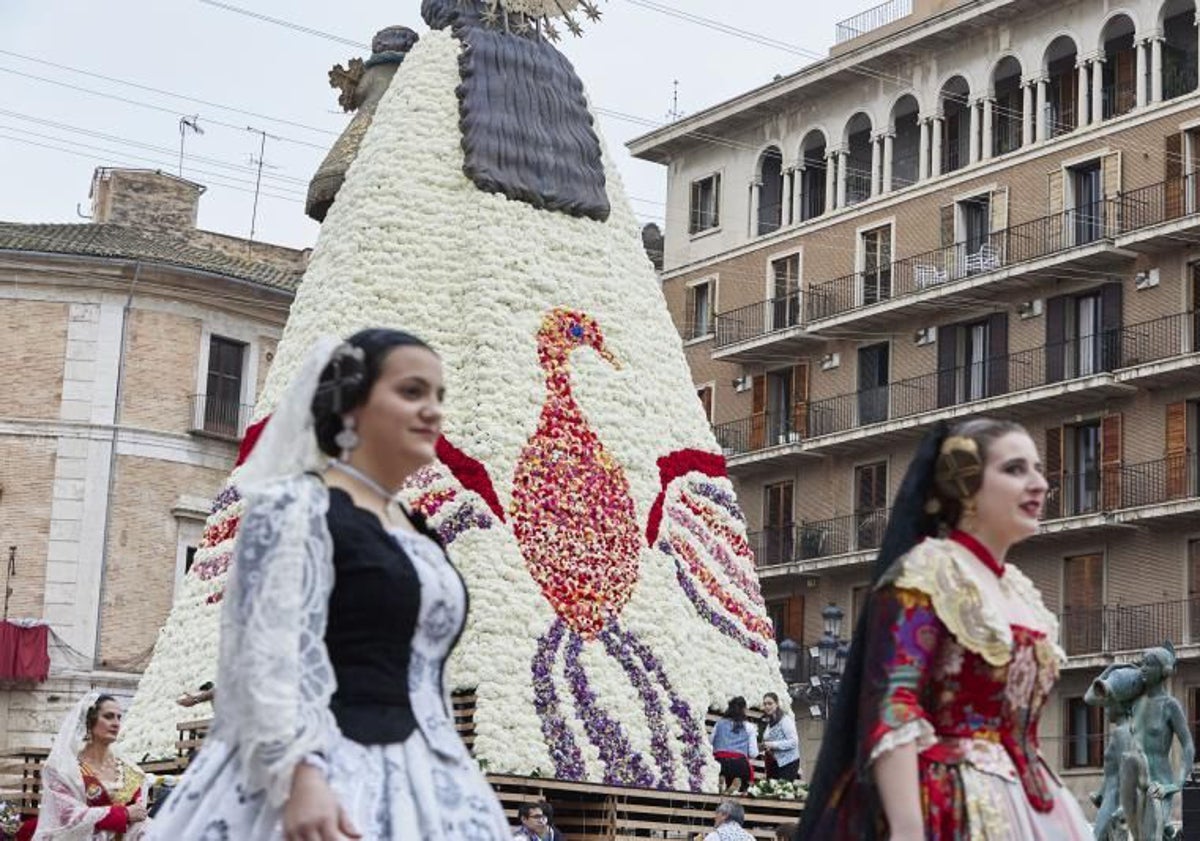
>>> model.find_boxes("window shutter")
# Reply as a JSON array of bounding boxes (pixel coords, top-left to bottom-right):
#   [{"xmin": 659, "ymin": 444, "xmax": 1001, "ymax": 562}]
[
  {"xmin": 1045, "ymin": 295, "xmax": 1067, "ymax": 383},
  {"xmin": 697, "ymin": 386, "xmax": 713, "ymax": 422},
  {"xmin": 1100, "ymin": 282, "xmax": 1124, "ymax": 371},
  {"xmin": 989, "ymin": 187, "xmax": 1009, "ymax": 257},
  {"xmin": 689, "ymin": 180, "xmax": 701, "ymax": 234},
  {"xmin": 1045, "ymin": 426, "xmax": 1064, "ymax": 519},
  {"xmin": 940, "ymin": 204, "xmax": 955, "ymax": 248},
  {"xmin": 1167, "ymin": 401, "xmax": 1188, "ymax": 498},
  {"xmin": 712, "ymin": 173, "xmax": 722, "ymax": 228},
  {"xmin": 750, "ymin": 374, "xmax": 766, "ymax": 450},
  {"xmin": 937, "ymin": 323, "xmax": 958, "ymax": 408},
  {"xmin": 785, "ymin": 595, "xmax": 804, "ymax": 643},
  {"xmin": 1102, "ymin": 152, "xmax": 1121, "ymax": 200},
  {"xmin": 987, "ymin": 311, "xmax": 1009, "ymax": 397},
  {"xmin": 1167, "ymin": 134, "xmax": 1183, "ymax": 219},
  {"xmin": 791, "ymin": 362, "xmax": 810, "ymax": 438},
  {"xmin": 1048, "ymin": 169, "xmax": 1064, "ymax": 217},
  {"xmin": 684, "ymin": 285, "xmax": 697, "ymax": 338},
  {"xmin": 1101, "ymin": 413, "xmax": 1123, "ymax": 510},
  {"xmin": 1062, "ymin": 553, "xmax": 1102, "ymax": 656}
]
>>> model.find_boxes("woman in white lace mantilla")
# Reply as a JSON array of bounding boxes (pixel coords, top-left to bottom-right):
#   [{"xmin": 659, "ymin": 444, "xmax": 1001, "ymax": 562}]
[
  {"xmin": 147, "ymin": 330, "xmax": 510, "ymax": 841},
  {"xmin": 33, "ymin": 692, "xmax": 151, "ymax": 840}
]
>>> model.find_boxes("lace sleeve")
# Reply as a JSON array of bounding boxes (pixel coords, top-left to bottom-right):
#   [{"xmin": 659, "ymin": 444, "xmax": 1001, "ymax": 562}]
[
  {"xmin": 859, "ymin": 586, "xmax": 944, "ymax": 768},
  {"xmin": 213, "ymin": 473, "xmax": 338, "ymax": 809}
]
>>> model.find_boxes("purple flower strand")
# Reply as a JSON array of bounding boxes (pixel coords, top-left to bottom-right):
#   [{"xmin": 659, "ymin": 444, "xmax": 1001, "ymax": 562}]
[
  {"xmin": 690, "ymin": 480, "xmax": 744, "ymax": 521},
  {"xmin": 618, "ymin": 626, "xmax": 708, "ymax": 791},
  {"xmin": 668, "ymin": 503, "xmax": 763, "ymax": 605},
  {"xmin": 563, "ymin": 631, "xmax": 656, "ymax": 788},
  {"xmin": 660, "ymin": 539, "xmax": 769, "ymax": 658},
  {"xmin": 211, "ymin": 485, "xmax": 241, "ymax": 514},
  {"xmin": 531, "ymin": 620, "xmax": 586, "ymax": 780},
  {"xmin": 598, "ymin": 621, "xmax": 674, "ymax": 789},
  {"xmin": 436, "ymin": 502, "xmax": 495, "ymax": 546}
]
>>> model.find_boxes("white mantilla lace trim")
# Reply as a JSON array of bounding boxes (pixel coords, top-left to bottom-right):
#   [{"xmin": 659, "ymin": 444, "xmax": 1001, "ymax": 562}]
[{"xmin": 867, "ymin": 718, "xmax": 937, "ymax": 766}]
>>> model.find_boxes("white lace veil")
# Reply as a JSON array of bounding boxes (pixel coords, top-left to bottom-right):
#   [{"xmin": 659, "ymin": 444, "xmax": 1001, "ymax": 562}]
[
  {"xmin": 35, "ymin": 691, "xmax": 133, "ymax": 841},
  {"xmin": 236, "ymin": 335, "xmax": 342, "ymax": 492}
]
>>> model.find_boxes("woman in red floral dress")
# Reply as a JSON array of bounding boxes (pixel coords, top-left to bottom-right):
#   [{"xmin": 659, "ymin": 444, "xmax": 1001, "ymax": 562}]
[{"xmin": 799, "ymin": 419, "xmax": 1091, "ymax": 840}]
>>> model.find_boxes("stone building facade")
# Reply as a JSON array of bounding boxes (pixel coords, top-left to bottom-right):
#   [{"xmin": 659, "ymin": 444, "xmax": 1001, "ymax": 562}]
[
  {"xmin": 0, "ymin": 168, "xmax": 303, "ymax": 749},
  {"xmin": 631, "ymin": 0, "xmax": 1200, "ymax": 813}
]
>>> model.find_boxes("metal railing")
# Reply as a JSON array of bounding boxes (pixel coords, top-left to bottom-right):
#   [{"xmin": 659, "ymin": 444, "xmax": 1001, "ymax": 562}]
[
  {"xmin": 1102, "ymin": 80, "xmax": 1137, "ymax": 120},
  {"xmin": 189, "ymin": 394, "xmax": 254, "ymax": 440},
  {"xmin": 714, "ymin": 292, "xmax": 801, "ymax": 348},
  {"xmin": 748, "ymin": 508, "xmax": 891, "ymax": 567},
  {"xmin": 1113, "ymin": 454, "xmax": 1200, "ymax": 510},
  {"xmin": 681, "ymin": 319, "xmax": 714, "ymax": 341},
  {"xmin": 757, "ymin": 202, "xmax": 784, "ymax": 236},
  {"xmin": 1164, "ymin": 64, "xmax": 1199, "ymax": 100},
  {"xmin": 1113, "ymin": 310, "xmax": 1198, "ymax": 366},
  {"xmin": 834, "ymin": 0, "xmax": 912, "ymax": 43},
  {"xmin": 993, "ymin": 116, "xmax": 1023, "ymax": 157},
  {"xmin": 713, "ymin": 411, "xmax": 804, "ymax": 457},
  {"xmin": 807, "ymin": 199, "xmax": 1118, "ymax": 321},
  {"xmin": 712, "ymin": 311, "xmax": 1195, "ymax": 454},
  {"xmin": 1060, "ymin": 597, "xmax": 1200, "ymax": 657},
  {"xmin": 1047, "ymin": 99, "xmax": 1077, "ymax": 138},
  {"xmin": 1116, "ymin": 173, "xmax": 1200, "ymax": 231},
  {"xmin": 845, "ymin": 171, "xmax": 872, "ymax": 206}
]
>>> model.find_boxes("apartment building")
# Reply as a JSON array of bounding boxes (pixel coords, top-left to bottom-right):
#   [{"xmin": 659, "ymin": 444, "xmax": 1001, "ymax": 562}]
[
  {"xmin": 0, "ymin": 168, "xmax": 303, "ymax": 749},
  {"xmin": 630, "ymin": 0, "xmax": 1200, "ymax": 808}
]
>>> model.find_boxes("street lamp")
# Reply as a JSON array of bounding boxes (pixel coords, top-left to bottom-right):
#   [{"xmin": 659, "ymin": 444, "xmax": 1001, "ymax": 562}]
[
  {"xmin": 803, "ymin": 602, "xmax": 849, "ymax": 718},
  {"xmin": 778, "ymin": 638, "xmax": 801, "ymax": 684}
]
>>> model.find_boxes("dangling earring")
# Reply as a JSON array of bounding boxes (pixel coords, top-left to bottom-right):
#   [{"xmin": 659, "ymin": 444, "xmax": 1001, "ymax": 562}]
[{"xmin": 335, "ymin": 415, "xmax": 359, "ymax": 462}]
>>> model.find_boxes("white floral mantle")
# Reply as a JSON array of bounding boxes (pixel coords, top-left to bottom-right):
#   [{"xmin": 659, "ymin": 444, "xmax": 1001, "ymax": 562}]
[{"xmin": 121, "ymin": 27, "xmax": 783, "ymax": 790}]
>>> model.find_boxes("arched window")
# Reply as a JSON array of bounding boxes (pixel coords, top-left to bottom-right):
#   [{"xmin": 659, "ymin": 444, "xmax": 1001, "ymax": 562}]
[{"xmin": 756, "ymin": 146, "xmax": 784, "ymax": 235}]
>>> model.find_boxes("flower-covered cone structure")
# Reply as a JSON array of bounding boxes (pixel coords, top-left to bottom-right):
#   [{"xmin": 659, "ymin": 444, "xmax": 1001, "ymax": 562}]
[{"xmin": 122, "ymin": 5, "xmax": 782, "ymax": 790}]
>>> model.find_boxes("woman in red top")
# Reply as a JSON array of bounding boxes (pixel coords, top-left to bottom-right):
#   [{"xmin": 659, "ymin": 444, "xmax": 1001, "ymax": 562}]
[
  {"xmin": 799, "ymin": 419, "xmax": 1091, "ymax": 840},
  {"xmin": 32, "ymin": 692, "xmax": 150, "ymax": 840}
]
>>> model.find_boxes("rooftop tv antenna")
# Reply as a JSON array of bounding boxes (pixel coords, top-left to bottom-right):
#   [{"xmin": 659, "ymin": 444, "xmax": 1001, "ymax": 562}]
[
  {"xmin": 178, "ymin": 115, "xmax": 204, "ymax": 177},
  {"xmin": 245, "ymin": 125, "xmax": 281, "ymax": 251}
]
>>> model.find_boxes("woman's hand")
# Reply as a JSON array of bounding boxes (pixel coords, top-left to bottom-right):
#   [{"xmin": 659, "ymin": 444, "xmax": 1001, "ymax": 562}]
[
  {"xmin": 126, "ymin": 803, "xmax": 149, "ymax": 824},
  {"xmin": 283, "ymin": 764, "xmax": 361, "ymax": 841}
]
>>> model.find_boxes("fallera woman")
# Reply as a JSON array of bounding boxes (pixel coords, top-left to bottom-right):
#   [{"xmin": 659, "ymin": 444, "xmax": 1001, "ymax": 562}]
[
  {"xmin": 147, "ymin": 329, "xmax": 511, "ymax": 841},
  {"xmin": 33, "ymin": 692, "xmax": 150, "ymax": 840},
  {"xmin": 799, "ymin": 418, "xmax": 1091, "ymax": 840}
]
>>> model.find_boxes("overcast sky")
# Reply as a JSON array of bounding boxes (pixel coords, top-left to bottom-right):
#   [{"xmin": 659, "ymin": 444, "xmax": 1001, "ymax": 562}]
[{"xmin": 0, "ymin": 1, "xmax": 871, "ymax": 249}]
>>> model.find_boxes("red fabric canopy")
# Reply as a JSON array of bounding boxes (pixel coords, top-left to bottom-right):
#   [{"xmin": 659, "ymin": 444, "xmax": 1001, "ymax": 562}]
[{"xmin": 0, "ymin": 622, "xmax": 49, "ymax": 682}]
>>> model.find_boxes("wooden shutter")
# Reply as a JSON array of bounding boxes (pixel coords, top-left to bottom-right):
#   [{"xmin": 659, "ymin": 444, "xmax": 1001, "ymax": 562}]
[
  {"xmin": 1101, "ymin": 413, "xmax": 1123, "ymax": 510},
  {"xmin": 1102, "ymin": 152, "xmax": 1122, "ymax": 201},
  {"xmin": 987, "ymin": 312, "xmax": 1009, "ymax": 397},
  {"xmin": 684, "ymin": 285, "xmax": 697, "ymax": 337},
  {"xmin": 1167, "ymin": 134, "xmax": 1184, "ymax": 219},
  {"xmin": 689, "ymin": 180, "xmax": 701, "ymax": 234},
  {"xmin": 712, "ymin": 174, "xmax": 722, "ymax": 228},
  {"xmin": 1100, "ymin": 282, "xmax": 1124, "ymax": 371},
  {"xmin": 1062, "ymin": 554, "xmax": 1102, "ymax": 656},
  {"xmin": 750, "ymin": 374, "xmax": 766, "ymax": 450},
  {"xmin": 940, "ymin": 204, "xmax": 956, "ymax": 248},
  {"xmin": 1045, "ymin": 295, "xmax": 1067, "ymax": 383},
  {"xmin": 791, "ymin": 362, "xmax": 810, "ymax": 438},
  {"xmin": 1045, "ymin": 426, "xmax": 1064, "ymax": 519},
  {"xmin": 990, "ymin": 187, "xmax": 1009, "ymax": 258},
  {"xmin": 937, "ymin": 323, "xmax": 959, "ymax": 408},
  {"xmin": 1167, "ymin": 401, "xmax": 1188, "ymax": 498},
  {"xmin": 1189, "ymin": 539, "xmax": 1200, "ymax": 642},
  {"xmin": 1048, "ymin": 169, "xmax": 1064, "ymax": 216},
  {"xmin": 785, "ymin": 595, "xmax": 804, "ymax": 643},
  {"xmin": 697, "ymin": 386, "xmax": 713, "ymax": 422}
]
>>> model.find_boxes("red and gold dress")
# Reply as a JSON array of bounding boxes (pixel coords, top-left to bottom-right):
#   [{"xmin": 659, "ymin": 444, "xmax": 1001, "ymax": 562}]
[
  {"xmin": 811, "ymin": 532, "xmax": 1091, "ymax": 840},
  {"xmin": 27, "ymin": 757, "xmax": 149, "ymax": 841}
]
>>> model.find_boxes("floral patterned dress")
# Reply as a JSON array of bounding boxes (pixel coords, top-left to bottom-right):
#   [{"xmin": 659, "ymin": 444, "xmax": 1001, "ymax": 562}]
[{"xmin": 809, "ymin": 533, "xmax": 1091, "ymax": 840}]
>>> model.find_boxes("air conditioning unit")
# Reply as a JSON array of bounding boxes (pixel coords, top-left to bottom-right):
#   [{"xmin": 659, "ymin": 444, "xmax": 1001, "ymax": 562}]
[
  {"xmin": 1134, "ymin": 268, "xmax": 1160, "ymax": 290},
  {"xmin": 914, "ymin": 327, "xmax": 937, "ymax": 346},
  {"xmin": 1017, "ymin": 299, "xmax": 1044, "ymax": 319}
]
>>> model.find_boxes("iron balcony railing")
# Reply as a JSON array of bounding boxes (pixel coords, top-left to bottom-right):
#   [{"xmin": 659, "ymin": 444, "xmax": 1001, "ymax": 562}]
[
  {"xmin": 803, "ymin": 335, "xmax": 1123, "ymax": 439},
  {"xmin": 1113, "ymin": 453, "xmax": 1200, "ymax": 510},
  {"xmin": 748, "ymin": 507, "xmax": 891, "ymax": 568},
  {"xmin": 681, "ymin": 318, "xmax": 715, "ymax": 341},
  {"xmin": 845, "ymin": 171, "xmax": 872, "ymax": 206},
  {"xmin": 713, "ymin": 312, "xmax": 1197, "ymax": 455},
  {"xmin": 714, "ymin": 292, "xmax": 802, "ymax": 348},
  {"xmin": 1047, "ymin": 98, "xmax": 1077, "ymax": 138},
  {"xmin": 189, "ymin": 394, "xmax": 254, "ymax": 440},
  {"xmin": 993, "ymin": 116, "xmax": 1023, "ymax": 157},
  {"xmin": 834, "ymin": 0, "xmax": 912, "ymax": 43},
  {"xmin": 1060, "ymin": 597, "xmax": 1200, "ymax": 657},
  {"xmin": 807, "ymin": 199, "xmax": 1119, "ymax": 322},
  {"xmin": 1102, "ymin": 80, "xmax": 1137, "ymax": 120},
  {"xmin": 1164, "ymin": 64, "xmax": 1199, "ymax": 101},
  {"xmin": 1116, "ymin": 172, "xmax": 1200, "ymax": 231},
  {"xmin": 757, "ymin": 202, "xmax": 784, "ymax": 237}
]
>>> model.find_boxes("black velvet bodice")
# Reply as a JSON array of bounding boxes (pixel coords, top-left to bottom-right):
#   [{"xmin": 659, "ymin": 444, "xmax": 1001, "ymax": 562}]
[{"xmin": 324, "ymin": 487, "xmax": 434, "ymax": 744}]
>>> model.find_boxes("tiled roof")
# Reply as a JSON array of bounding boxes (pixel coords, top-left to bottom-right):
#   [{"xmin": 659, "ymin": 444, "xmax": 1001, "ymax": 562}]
[{"xmin": 0, "ymin": 223, "xmax": 303, "ymax": 292}]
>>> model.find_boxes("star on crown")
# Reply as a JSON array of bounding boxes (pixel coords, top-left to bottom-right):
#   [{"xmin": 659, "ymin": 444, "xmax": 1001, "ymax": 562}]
[{"xmin": 480, "ymin": 0, "xmax": 604, "ymax": 38}]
